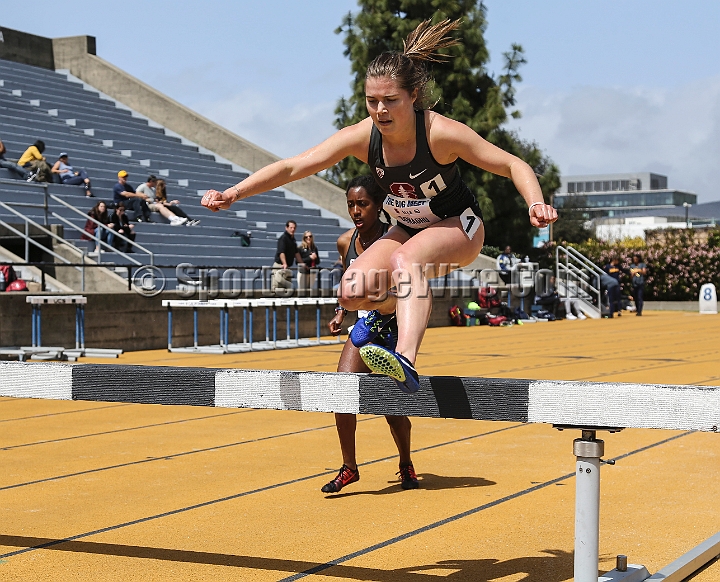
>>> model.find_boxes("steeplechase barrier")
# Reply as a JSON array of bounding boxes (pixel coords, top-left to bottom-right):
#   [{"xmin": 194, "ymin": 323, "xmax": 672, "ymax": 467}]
[
  {"xmin": 1, "ymin": 361, "xmax": 719, "ymax": 582},
  {"xmin": 161, "ymin": 297, "xmax": 341, "ymax": 354}
]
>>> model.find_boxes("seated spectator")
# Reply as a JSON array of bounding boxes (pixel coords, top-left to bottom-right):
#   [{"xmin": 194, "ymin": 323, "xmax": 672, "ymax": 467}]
[
  {"xmin": 18, "ymin": 140, "xmax": 52, "ymax": 182},
  {"xmin": 564, "ymin": 298, "xmax": 587, "ymax": 320},
  {"xmin": 112, "ymin": 170, "xmax": 151, "ymax": 222},
  {"xmin": 0, "ymin": 136, "xmax": 31, "ymax": 179},
  {"xmin": 157, "ymin": 179, "xmax": 200, "ymax": 226},
  {"xmin": 51, "ymin": 152, "xmax": 94, "ymax": 197},
  {"xmin": 496, "ymin": 245, "xmax": 517, "ymax": 284},
  {"xmin": 298, "ymin": 230, "xmax": 320, "ymax": 292},
  {"xmin": 109, "ymin": 203, "xmax": 136, "ymax": 253},
  {"xmin": 534, "ymin": 274, "xmax": 560, "ymax": 316},
  {"xmin": 81, "ymin": 201, "xmax": 115, "ymax": 252},
  {"xmin": 136, "ymin": 175, "xmax": 187, "ymax": 225}
]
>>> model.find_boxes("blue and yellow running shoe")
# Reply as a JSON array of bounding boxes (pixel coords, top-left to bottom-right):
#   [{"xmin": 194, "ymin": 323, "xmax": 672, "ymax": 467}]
[
  {"xmin": 359, "ymin": 344, "xmax": 420, "ymax": 394},
  {"xmin": 350, "ymin": 310, "xmax": 396, "ymax": 347}
]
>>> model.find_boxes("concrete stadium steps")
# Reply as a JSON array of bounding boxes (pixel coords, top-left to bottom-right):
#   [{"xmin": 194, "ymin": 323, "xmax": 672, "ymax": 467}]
[{"xmin": 0, "ymin": 57, "xmax": 347, "ymax": 287}]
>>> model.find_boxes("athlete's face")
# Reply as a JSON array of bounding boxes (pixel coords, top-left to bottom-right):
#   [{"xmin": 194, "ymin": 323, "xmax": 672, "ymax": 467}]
[
  {"xmin": 365, "ymin": 76, "xmax": 417, "ymax": 136},
  {"xmin": 346, "ymin": 187, "xmax": 380, "ymax": 233}
]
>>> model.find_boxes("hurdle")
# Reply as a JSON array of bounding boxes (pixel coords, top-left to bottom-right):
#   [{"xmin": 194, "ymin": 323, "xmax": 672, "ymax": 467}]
[
  {"xmin": 1, "ymin": 361, "xmax": 719, "ymax": 581},
  {"xmin": 0, "ymin": 296, "xmax": 122, "ymax": 361},
  {"xmin": 162, "ymin": 297, "xmax": 341, "ymax": 354}
]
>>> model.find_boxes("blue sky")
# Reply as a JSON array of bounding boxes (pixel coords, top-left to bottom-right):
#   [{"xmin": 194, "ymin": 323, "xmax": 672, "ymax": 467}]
[{"xmin": 4, "ymin": 1, "xmax": 720, "ymax": 202}]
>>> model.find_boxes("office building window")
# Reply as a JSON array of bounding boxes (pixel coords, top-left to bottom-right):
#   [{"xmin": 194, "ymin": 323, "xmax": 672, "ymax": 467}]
[
  {"xmin": 611, "ymin": 181, "xmax": 619, "ymax": 190},
  {"xmin": 602, "ymin": 181, "xmax": 610, "ymax": 191},
  {"xmin": 568, "ymin": 182, "xmax": 576, "ymax": 193},
  {"xmin": 585, "ymin": 181, "xmax": 594, "ymax": 192},
  {"xmin": 577, "ymin": 182, "xmax": 584, "ymax": 193}
]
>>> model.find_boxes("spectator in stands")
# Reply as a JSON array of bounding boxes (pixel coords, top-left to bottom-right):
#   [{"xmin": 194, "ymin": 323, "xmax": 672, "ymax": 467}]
[
  {"xmin": 496, "ymin": 245, "xmax": 517, "ymax": 284},
  {"xmin": 271, "ymin": 220, "xmax": 303, "ymax": 293},
  {"xmin": 81, "ymin": 200, "xmax": 114, "ymax": 252},
  {"xmin": 0, "ymin": 136, "xmax": 31, "ymax": 180},
  {"xmin": 51, "ymin": 153, "xmax": 94, "ymax": 197},
  {"xmin": 298, "ymin": 230, "xmax": 320, "ymax": 293},
  {"xmin": 109, "ymin": 203, "xmax": 136, "ymax": 253},
  {"xmin": 155, "ymin": 179, "xmax": 199, "ymax": 226},
  {"xmin": 136, "ymin": 176, "xmax": 186, "ymax": 225},
  {"xmin": 18, "ymin": 140, "xmax": 52, "ymax": 182},
  {"xmin": 113, "ymin": 170, "xmax": 151, "ymax": 222}
]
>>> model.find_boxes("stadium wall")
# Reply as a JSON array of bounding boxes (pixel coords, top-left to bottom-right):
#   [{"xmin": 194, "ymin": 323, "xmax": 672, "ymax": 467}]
[
  {"xmin": 0, "ymin": 26, "xmax": 348, "ymax": 219},
  {"xmin": 0, "ymin": 290, "xmax": 471, "ymax": 351}
]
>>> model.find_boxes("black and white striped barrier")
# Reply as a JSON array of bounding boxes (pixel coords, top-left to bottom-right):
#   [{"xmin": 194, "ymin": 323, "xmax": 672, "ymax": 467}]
[
  {"xmin": 2, "ymin": 361, "xmax": 719, "ymax": 582},
  {"xmin": 1, "ymin": 361, "xmax": 718, "ymax": 432}
]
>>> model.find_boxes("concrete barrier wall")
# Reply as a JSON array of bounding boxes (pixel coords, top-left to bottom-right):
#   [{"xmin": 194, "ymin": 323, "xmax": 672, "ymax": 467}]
[{"xmin": 0, "ymin": 26, "xmax": 55, "ymax": 70}]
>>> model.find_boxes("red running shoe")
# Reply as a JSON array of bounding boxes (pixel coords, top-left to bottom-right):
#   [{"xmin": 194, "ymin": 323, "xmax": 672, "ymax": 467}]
[
  {"xmin": 398, "ymin": 463, "xmax": 419, "ymax": 490},
  {"xmin": 321, "ymin": 464, "xmax": 360, "ymax": 493}
]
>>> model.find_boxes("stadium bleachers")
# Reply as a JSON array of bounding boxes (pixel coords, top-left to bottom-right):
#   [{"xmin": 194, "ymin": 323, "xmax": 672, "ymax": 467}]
[{"xmin": 0, "ymin": 58, "xmax": 348, "ymax": 289}]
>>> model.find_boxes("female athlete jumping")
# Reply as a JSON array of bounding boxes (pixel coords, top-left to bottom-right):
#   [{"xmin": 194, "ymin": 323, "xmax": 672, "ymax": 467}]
[{"xmin": 202, "ymin": 19, "xmax": 557, "ymax": 393}]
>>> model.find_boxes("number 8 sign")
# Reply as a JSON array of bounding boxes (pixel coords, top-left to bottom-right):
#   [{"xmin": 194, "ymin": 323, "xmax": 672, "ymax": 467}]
[{"xmin": 699, "ymin": 283, "xmax": 718, "ymax": 314}]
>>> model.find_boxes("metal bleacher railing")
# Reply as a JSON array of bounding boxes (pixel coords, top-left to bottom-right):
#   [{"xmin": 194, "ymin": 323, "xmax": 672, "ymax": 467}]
[{"xmin": 555, "ymin": 244, "xmax": 603, "ymax": 319}]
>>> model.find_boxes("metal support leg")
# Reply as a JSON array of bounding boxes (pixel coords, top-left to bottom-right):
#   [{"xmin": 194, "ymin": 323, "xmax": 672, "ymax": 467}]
[
  {"xmin": 316, "ymin": 302, "xmax": 321, "ymax": 344},
  {"xmin": 167, "ymin": 307, "xmax": 173, "ymax": 350},
  {"xmin": 294, "ymin": 302, "xmax": 299, "ymax": 345},
  {"xmin": 272, "ymin": 303, "xmax": 277, "ymax": 348},
  {"xmin": 243, "ymin": 306, "xmax": 247, "ymax": 344},
  {"xmin": 80, "ymin": 306, "xmax": 85, "ymax": 350},
  {"xmin": 193, "ymin": 307, "xmax": 198, "ymax": 349},
  {"xmin": 36, "ymin": 306, "xmax": 42, "ymax": 347},
  {"xmin": 286, "ymin": 307, "xmax": 291, "ymax": 342},
  {"xmin": 31, "ymin": 305, "xmax": 37, "ymax": 348},
  {"xmin": 220, "ymin": 308, "xmax": 226, "ymax": 348},
  {"xmin": 249, "ymin": 306, "xmax": 254, "ymax": 350},
  {"xmin": 574, "ymin": 430, "xmax": 604, "ymax": 582},
  {"xmin": 265, "ymin": 306, "xmax": 270, "ymax": 343}
]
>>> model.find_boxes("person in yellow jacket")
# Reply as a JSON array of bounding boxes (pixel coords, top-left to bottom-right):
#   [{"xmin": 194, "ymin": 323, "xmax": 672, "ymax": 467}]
[{"xmin": 18, "ymin": 140, "xmax": 52, "ymax": 182}]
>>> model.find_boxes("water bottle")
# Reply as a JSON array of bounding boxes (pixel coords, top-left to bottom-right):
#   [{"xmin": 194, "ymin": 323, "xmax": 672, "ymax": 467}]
[{"xmin": 0, "ymin": 269, "xmax": 5, "ymax": 292}]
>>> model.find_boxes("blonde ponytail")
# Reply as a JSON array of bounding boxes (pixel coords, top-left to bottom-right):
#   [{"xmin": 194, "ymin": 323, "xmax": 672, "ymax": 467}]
[{"xmin": 403, "ymin": 19, "xmax": 461, "ymax": 63}]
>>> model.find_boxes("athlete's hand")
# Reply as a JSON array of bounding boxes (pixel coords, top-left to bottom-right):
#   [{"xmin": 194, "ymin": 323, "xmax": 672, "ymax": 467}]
[
  {"xmin": 201, "ymin": 189, "xmax": 235, "ymax": 212},
  {"xmin": 328, "ymin": 313, "xmax": 344, "ymax": 335},
  {"xmin": 529, "ymin": 203, "xmax": 558, "ymax": 228}
]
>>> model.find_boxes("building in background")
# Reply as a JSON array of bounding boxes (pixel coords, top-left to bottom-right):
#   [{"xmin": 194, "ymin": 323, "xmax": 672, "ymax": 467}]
[
  {"xmin": 556, "ymin": 172, "xmax": 696, "ymax": 219},
  {"xmin": 593, "ymin": 200, "xmax": 720, "ymax": 241}
]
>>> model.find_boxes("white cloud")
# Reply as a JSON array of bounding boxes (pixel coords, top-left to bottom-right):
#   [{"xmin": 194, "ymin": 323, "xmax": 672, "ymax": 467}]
[
  {"xmin": 506, "ymin": 75, "xmax": 720, "ymax": 203},
  {"xmin": 190, "ymin": 90, "xmax": 339, "ymax": 160}
]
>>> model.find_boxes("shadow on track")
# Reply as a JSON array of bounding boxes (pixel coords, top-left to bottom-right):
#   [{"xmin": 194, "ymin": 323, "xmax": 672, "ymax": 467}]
[{"xmin": 0, "ymin": 535, "xmax": 573, "ymax": 581}]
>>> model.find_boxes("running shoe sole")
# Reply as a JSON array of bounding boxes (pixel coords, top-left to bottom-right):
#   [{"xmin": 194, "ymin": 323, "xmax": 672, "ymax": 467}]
[
  {"xmin": 359, "ymin": 345, "xmax": 420, "ymax": 394},
  {"xmin": 359, "ymin": 344, "xmax": 406, "ymax": 382}
]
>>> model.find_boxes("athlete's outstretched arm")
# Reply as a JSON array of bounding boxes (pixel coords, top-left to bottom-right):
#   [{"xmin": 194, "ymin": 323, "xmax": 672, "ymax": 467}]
[
  {"xmin": 201, "ymin": 119, "xmax": 372, "ymax": 211},
  {"xmin": 430, "ymin": 115, "xmax": 558, "ymax": 228}
]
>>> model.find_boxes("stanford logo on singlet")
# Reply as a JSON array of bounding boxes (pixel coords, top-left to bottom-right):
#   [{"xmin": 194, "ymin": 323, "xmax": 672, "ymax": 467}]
[{"xmin": 389, "ymin": 182, "xmax": 418, "ymax": 199}]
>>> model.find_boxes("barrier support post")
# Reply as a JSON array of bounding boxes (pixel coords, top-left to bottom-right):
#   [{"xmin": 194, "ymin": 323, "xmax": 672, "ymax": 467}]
[{"xmin": 574, "ymin": 429, "xmax": 603, "ymax": 582}]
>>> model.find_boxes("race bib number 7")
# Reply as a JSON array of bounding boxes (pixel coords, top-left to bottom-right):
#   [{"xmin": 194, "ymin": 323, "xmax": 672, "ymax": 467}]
[{"xmin": 460, "ymin": 207, "xmax": 481, "ymax": 240}]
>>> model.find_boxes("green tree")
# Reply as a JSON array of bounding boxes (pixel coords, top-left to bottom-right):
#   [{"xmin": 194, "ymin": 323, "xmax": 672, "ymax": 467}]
[
  {"xmin": 329, "ymin": 0, "xmax": 560, "ymax": 252},
  {"xmin": 552, "ymin": 195, "xmax": 594, "ymax": 244}
]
